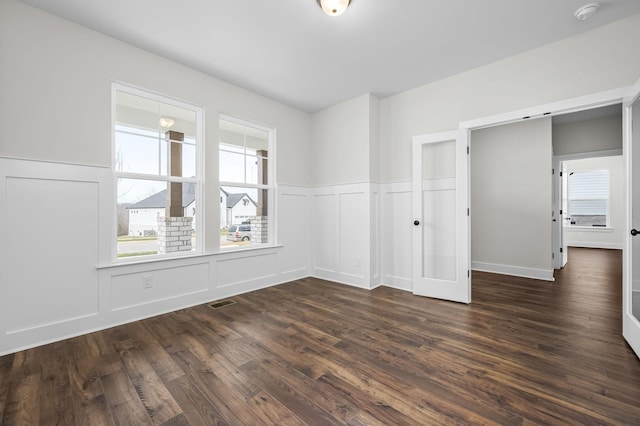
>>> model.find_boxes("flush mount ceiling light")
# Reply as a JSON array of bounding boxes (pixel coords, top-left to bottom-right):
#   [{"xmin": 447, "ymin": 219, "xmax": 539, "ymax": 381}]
[
  {"xmin": 317, "ymin": 0, "xmax": 351, "ymax": 16},
  {"xmin": 574, "ymin": 3, "xmax": 599, "ymax": 21},
  {"xmin": 159, "ymin": 117, "xmax": 175, "ymax": 128}
]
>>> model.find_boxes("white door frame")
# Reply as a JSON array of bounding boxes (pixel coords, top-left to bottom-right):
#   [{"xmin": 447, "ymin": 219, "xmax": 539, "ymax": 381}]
[
  {"xmin": 459, "ymin": 85, "xmax": 636, "ymax": 358},
  {"xmin": 552, "ymin": 150, "xmax": 622, "ymax": 269},
  {"xmin": 622, "ymin": 77, "xmax": 640, "ymax": 358}
]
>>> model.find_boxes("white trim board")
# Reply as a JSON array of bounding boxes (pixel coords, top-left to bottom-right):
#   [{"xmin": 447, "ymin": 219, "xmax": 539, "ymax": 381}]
[
  {"xmin": 554, "ymin": 149, "xmax": 622, "ymax": 162},
  {"xmin": 460, "ymin": 87, "xmax": 629, "ymax": 131},
  {"xmin": 567, "ymin": 242, "xmax": 623, "ymax": 250},
  {"xmin": 471, "ymin": 262, "xmax": 555, "ymax": 282}
]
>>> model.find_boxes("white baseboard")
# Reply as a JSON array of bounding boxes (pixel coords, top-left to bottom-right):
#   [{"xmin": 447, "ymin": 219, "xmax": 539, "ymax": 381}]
[
  {"xmin": 310, "ymin": 269, "xmax": 372, "ymax": 290},
  {"xmin": 472, "ymin": 261, "xmax": 555, "ymax": 281},
  {"xmin": 567, "ymin": 242, "xmax": 623, "ymax": 250},
  {"xmin": 381, "ymin": 275, "xmax": 413, "ymax": 292}
]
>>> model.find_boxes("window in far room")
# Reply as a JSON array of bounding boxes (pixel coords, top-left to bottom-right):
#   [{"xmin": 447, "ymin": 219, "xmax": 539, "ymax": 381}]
[
  {"xmin": 219, "ymin": 116, "xmax": 274, "ymax": 249},
  {"xmin": 567, "ymin": 169, "xmax": 609, "ymax": 227},
  {"xmin": 113, "ymin": 84, "xmax": 202, "ymax": 259}
]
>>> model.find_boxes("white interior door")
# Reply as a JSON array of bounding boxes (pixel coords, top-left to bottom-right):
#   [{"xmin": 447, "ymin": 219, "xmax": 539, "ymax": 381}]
[
  {"xmin": 623, "ymin": 77, "xmax": 640, "ymax": 359},
  {"xmin": 412, "ymin": 130, "xmax": 470, "ymax": 303},
  {"xmin": 561, "ymin": 162, "xmax": 569, "ymax": 267}
]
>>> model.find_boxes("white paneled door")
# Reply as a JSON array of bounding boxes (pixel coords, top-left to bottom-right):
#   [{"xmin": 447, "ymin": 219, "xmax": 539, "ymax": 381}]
[
  {"xmin": 624, "ymin": 77, "xmax": 640, "ymax": 359},
  {"xmin": 412, "ymin": 130, "xmax": 470, "ymax": 303}
]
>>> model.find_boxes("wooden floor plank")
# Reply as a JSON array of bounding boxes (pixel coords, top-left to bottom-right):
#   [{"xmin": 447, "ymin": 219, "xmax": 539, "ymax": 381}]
[
  {"xmin": 164, "ymin": 376, "xmax": 229, "ymax": 426},
  {"xmin": 38, "ymin": 341, "xmax": 75, "ymax": 425},
  {"xmin": 0, "ymin": 354, "xmax": 14, "ymax": 421},
  {"xmin": 111, "ymin": 338, "xmax": 183, "ymax": 425},
  {"xmin": 100, "ymin": 366, "xmax": 155, "ymax": 426},
  {"xmin": 1, "ymin": 247, "xmax": 639, "ymax": 425}
]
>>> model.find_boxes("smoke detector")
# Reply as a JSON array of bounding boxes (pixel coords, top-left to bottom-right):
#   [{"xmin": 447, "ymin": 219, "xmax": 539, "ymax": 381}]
[{"xmin": 574, "ymin": 3, "xmax": 599, "ymax": 21}]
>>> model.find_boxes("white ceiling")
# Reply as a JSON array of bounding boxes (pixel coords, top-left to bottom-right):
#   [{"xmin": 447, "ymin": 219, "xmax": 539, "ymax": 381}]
[{"xmin": 18, "ymin": 0, "xmax": 640, "ymax": 113}]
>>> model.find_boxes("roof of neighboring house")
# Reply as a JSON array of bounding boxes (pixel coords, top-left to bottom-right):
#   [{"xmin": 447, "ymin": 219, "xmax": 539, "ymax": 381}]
[
  {"xmin": 129, "ymin": 184, "xmax": 257, "ymax": 210},
  {"xmin": 128, "ymin": 182, "xmax": 196, "ymax": 209},
  {"xmin": 226, "ymin": 193, "xmax": 257, "ymax": 209}
]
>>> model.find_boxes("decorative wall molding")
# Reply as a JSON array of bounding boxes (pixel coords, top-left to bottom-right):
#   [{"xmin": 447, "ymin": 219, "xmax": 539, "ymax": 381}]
[{"xmin": 0, "ymin": 157, "xmax": 312, "ymax": 355}]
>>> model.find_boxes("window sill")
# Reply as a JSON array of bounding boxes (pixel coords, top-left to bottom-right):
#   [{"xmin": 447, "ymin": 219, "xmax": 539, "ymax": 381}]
[
  {"xmin": 565, "ymin": 226, "xmax": 613, "ymax": 233},
  {"xmin": 97, "ymin": 244, "xmax": 283, "ymax": 269}
]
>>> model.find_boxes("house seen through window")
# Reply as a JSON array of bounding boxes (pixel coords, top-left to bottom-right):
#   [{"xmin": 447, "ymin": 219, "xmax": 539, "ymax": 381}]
[
  {"xmin": 114, "ymin": 85, "xmax": 201, "ymax": 258},
  {"xmin": 567, "ymin": 169, "xmax": 609, "ymax": 227},
  {"xmin": 219, "ymin": 116, "xmax": 273, "ymax": 248}
]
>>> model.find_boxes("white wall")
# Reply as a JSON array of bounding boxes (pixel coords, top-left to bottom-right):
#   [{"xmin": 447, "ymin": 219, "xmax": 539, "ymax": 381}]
[
  {"xmin": 311, "ymin": 94, "xmax": 373, "ymax": 186},
  {"xmin": 470, "ymin": 118, "xmax": 554, "ymax": 280},
  {"xmin": 378, "ymin": 13, "xmax": 640, "ymax": 184},
  {"xmin": 553, "ymin": 115, "xmax": 623, "ymax": 156},
  {"xmin": 310, "ymin": 94, "xmax": 381, "ymax": 289},
  {"xmin": 0, "ymin": 0, "xmax": 312, "ymax": 254},
  {"xmin": 0, "ymin": 0, "xmax": 312, "ymax": 355},
  {"xmin": 378, "ymin": 14, "xmax": 640, "ymax": 289},
  {"xmin": 563, "ymin": 156, "xmax": 624, "ymax": 249}
]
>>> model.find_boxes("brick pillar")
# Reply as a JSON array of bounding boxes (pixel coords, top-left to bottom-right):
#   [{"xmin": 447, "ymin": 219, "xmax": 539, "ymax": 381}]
[
  {"xmin": 250, "ymin": 216, "xmax": 268, "ymax": 243},
  {"xmin": 157, "ymin": 216, "xmax": 193, "ymax": 254}
]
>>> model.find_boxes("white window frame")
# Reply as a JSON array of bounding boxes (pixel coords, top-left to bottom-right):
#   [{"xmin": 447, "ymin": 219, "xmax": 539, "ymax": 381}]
[
  {"xmin": 567, "ymin": 168, "xmax": 610, "ymax": 228},
  {"xmin": 111, "ymin": 82, "xmax": 204, "ymax": 261},
  {"xmin": 219, "ymin": 114, "xmax": 276, "ymax": 249}
]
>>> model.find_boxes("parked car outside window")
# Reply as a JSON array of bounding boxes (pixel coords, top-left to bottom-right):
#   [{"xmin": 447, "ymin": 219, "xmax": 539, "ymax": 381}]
[{"xmin": 227, "ymin": 224, "xmax": 251, "ymax": 241}]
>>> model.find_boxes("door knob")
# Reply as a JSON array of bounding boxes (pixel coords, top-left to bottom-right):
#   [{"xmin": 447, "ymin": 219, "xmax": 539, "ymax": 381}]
[
  {"xmin": 414, "ymin": 220, "xmax": 420, "ymax": 226},
  {"xmin": 632, "ymin": 229, "xmax": 639, "ymax": 236}
]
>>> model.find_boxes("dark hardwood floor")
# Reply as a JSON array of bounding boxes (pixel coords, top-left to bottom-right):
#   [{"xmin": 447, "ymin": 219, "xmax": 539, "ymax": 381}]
[{"xmin": 1, "ymin": 247, "xmax": 639, "ymax": 425}]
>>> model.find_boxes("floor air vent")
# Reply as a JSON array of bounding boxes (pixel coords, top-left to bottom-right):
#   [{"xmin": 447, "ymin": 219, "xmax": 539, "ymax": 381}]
[{"xmin": 208, "ymin": 299, "xmax": 236, "ymax": 309}]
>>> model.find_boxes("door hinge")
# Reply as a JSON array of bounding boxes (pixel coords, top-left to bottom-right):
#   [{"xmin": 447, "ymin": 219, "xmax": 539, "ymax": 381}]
[
  {"xmin": 560, "ymin": 209, "xmax": 563, "ymax": 215},
  {"xmin": 467, "ymin": 146, "xmax": 469, "ymax": 155},
  {"xmin": 468, "ymin": 270, "xmax": 470, "ymax": 278},
  {"xmin": 560, "ymin": 171, "xmax": 563, "ymax": 177},
  {"xmin": 552, "ymin": 253, "xmax": 555, "ymax": 259},
  {"xmin": 467, "ymin": 208, "xmax": 470, "ymax": 216},
  {"xmin": 560, "ymin": 247, "xmax": 563, "ymax": 253},
  {"xmin": 552, "ymin": 168, "xmax": 555, "ymax": 175}
]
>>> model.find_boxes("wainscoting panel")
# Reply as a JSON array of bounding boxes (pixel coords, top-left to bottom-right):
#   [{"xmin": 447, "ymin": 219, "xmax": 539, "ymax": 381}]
[
  {"xmin": 380, "ymin": 182, "xmax": 413, "ymax": 291},
  {"xmin": 312, "ymin": 193, "xmax": 337, "ymax": 273},
  {"xmin": 339, "ymin": 192, "xmax": 366, "ymax": 279},
  {"xmin": 0, "ymin": 157, "xmax": 315, "ymax": 356},
  {"xmin": 111, "ymin": 262, "xmax": 210, "ymax": 311},
  {"xmin": 216, "ymin": 252, "xmax": 279, "ymax": 293},
  {"xmin": 277, "ymin": 186, "xmax": 310, "ymax": 278},
  {"xmin": 0, "ymin": 158, "xmax": 111, "ymax": 355},
  {"xmin": 311, "ymin": 183, "xmax": 373, "ymax": 288},
  {"xmin": 370, "ymin": 188, "xmax": 380, "ymax": 286},
  {"xmin": 3, "ymin": 176, "xmax": 100, "ymax": 333}
]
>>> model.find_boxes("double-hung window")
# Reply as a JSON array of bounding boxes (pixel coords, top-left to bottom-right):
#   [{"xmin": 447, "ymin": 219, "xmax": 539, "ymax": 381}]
[
  {"xmin": 567, "ymin": 169, "xmax": 609, "ymax": 227},
  {"xmin": 219, "ymin": 116, "xmax": 274, "ymax": 248},
  {"xmin": 113, "ymin": 84, "xmax": 202, "ymax": 258}
]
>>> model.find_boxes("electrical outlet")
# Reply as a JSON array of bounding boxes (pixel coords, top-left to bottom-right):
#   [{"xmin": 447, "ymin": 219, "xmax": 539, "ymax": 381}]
[{"xmin": 142, "ymin": 275, "xmax": 153, "ymax": 289}]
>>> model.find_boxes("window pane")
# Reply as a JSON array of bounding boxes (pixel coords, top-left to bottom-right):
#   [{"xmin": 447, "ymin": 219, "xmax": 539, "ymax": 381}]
[
  {"xmin": 114, "ymin": 87, "xmax": 201, "ymax": 260},
  {"xmin": 219, "ymin": 150, "xmax": 246, "ymax": 183},
  {"xmin": 182, "ymin": 140, "xmax": 196, "ymax": 178},
  {"xmin": 220, "ymin": 185, "xmax": 269, "ymax": 248},
  {"xmin": 117, "ymin": 179, "xmax": 197, "ymax": 257},
  {"xmin": 115, "ymin": 129, "xmax": 160, "ymax": 175},
  {"xmin": 245, "ymin": 154, "xmax": 267, "ymax": 185},
  {"xmin": 568, "ymin": 169, "xmax": 609, "ymax": 227}
]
